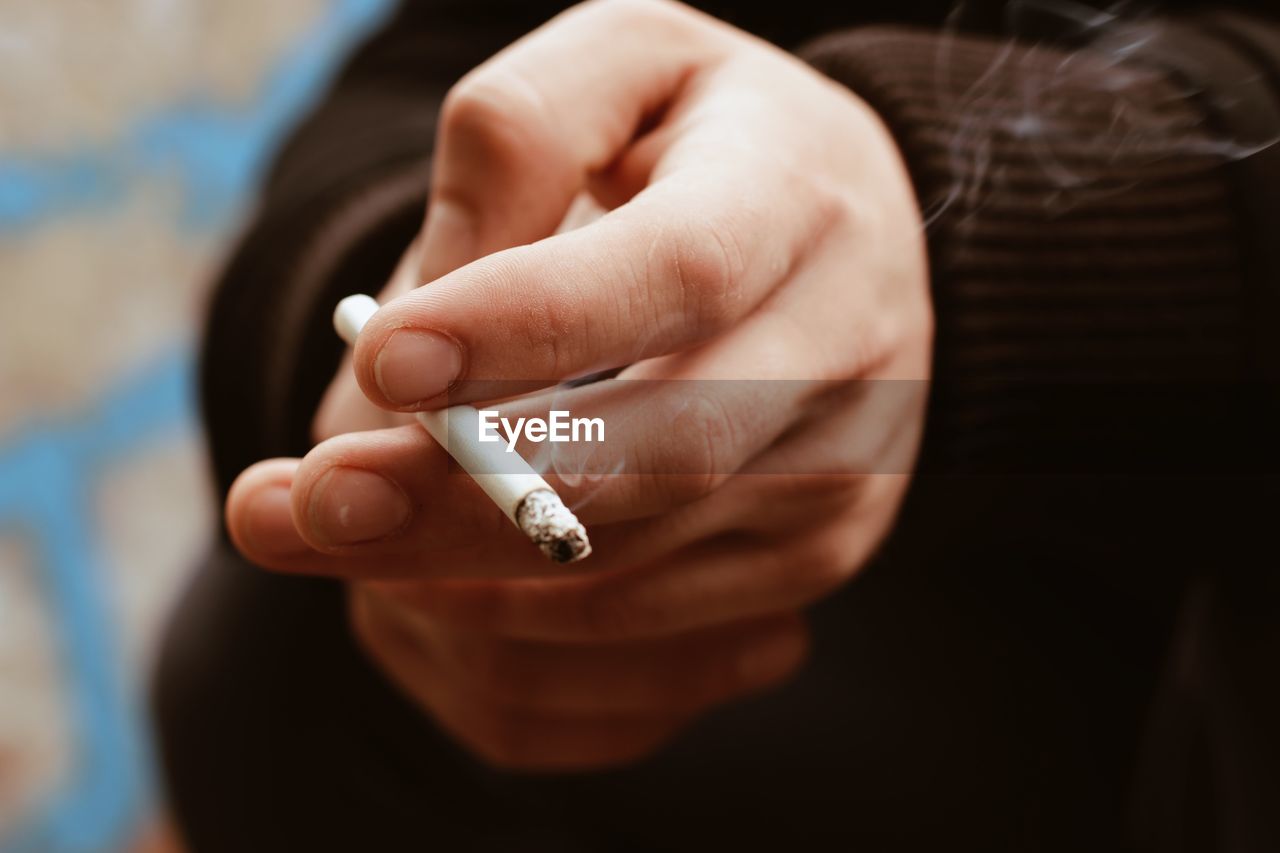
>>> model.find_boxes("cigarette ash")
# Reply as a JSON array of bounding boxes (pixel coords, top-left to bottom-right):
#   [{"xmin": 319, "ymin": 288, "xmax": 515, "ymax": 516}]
[{"xmin": 516, "ymin": 489, "xmax": 592, "ymax": 563}]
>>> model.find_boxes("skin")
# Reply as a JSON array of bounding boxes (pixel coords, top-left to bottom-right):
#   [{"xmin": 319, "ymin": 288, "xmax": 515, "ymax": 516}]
[{"xmin": 225, "ymin": 0, "xmax": 931, "ymax": 771}]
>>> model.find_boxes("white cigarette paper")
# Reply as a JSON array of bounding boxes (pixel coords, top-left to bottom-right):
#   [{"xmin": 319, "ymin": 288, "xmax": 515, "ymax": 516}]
[{"xmin": 333, "ymin": 294, "xmax": 591, "ymax": 563}]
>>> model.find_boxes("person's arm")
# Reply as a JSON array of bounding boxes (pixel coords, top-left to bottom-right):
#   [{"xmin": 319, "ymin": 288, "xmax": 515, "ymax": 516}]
[
  {"xmin": 801, "ymin": 12, "xmax": 1280, "ymax": 473},
  {"xmin": 803, "ymin": 16, "xmax": 1280, "ymax": 848}
]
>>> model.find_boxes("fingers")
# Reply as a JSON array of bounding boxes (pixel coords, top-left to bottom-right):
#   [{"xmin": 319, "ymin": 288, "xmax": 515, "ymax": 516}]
[
  {"xmin": 233, "ymin": 369, "xmax": 905, "ymax": 581},
  {"xmin": 355, "ymin": 159, "xmax": 833, "ymax": 410},
  {"xmin": 367, "ymin": 502, "xmax": 884, "ymax": 642},
  {"xmin": 352, "ymin": 586, "xmax": 683, "ymax": 771},
  {"xmin": 227, "ymin": 446, "xmax": 890, "ymax": 631},
  {"xmin": 228, "ymin": 432, "xmax": 565, "ymax": 579},
  {"xmin": 236, "ymin": 300, "xmax": 920, "ymax": 582},
  {"xmin": 381, "ymin": 595, "xmax": 807, "ymax": 715},
  {"xmin": 229, "ymin": 424, "xmax": 715, "ymax": 580},
  {"xmin": 351, "ymin": 586, "xmax": 807, "ymax": 770},
  {"xmin": 404, "ymin": 0, "xmax": 731, "ymax": 407},
  {"xmin": 415, "ymin": 0, "xmax": 733, "ymax": 277},
  {"xmin": 238, "ymin": 370, "xmax": 836, "ymax": 581},
  {"xmin": 490, "ymin": 372, "xmax": 827, "ymax": 522},
  {"xmin": 347, "ymin": 2, "xmax": 865, "ymax": 412}
]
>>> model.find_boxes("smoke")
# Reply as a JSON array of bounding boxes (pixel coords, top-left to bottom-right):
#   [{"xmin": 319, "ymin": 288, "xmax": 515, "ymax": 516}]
[
  {"xmin": 927, "ymin": 0, "xmax": 1278, "ymax": 223},
  {"xmin": 519, "ymin": 378, "xmax": 635, "ymax": 513}
]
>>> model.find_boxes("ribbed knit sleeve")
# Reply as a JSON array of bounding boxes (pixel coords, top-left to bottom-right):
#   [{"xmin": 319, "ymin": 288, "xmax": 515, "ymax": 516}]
[
  {"xmin": 802, "ymin": 24, "xmax": 1280, "ymax": 475},
  {"xmin": 804, "ymin": 32, "xmax": 1280, "ymax": 849}
]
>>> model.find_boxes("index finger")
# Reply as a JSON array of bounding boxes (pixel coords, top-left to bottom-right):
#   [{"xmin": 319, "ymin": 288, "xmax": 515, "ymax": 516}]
[{"xmin": 353, "ymin": 152, "xmax": 836, "ymax": 410}]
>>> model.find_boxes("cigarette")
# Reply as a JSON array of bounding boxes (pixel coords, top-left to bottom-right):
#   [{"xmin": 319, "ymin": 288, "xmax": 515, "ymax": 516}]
[{"xmin": 333, "ymin": 294, "xmax": 591, "ymax": 564}]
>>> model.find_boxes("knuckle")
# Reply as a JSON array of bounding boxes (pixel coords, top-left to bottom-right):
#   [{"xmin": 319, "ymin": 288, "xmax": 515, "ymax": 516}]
[
  {"xmin": 812, "ymin": 180, "xmax": 857, "ymax": 236},
  {"xmin": 479, "ymin": 246, "xmax": 570, "ymax": 373},
  {"xmin": 640, "ymin": 391, "xmax": 735, "ymax": 508},
  {"xmin": 439, "ymin": 72, "xmax": 545, "ymax": 165},
  {"xmin": 685, "ymin": 390, "xmax": 738, "ymax": 462},
  {"xmin": 665, "ymin": 217, "xmax": 747, "ymax": 334},
  {"xmin": 670, "ymin": 392, "xmax": 736, "ymax": 497},
  {"xmin": 686, "ymin": 389, "xmax": 737, "ymax": 473},
  {"xmin": 439, "ymin": 78, "xmax": 501, "ymax": 139}
]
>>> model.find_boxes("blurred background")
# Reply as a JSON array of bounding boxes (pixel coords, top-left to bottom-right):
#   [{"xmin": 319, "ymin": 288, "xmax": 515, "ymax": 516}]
[{"xmin": 0, "ymin": 1, "xmax": 392, "ymax": 849}]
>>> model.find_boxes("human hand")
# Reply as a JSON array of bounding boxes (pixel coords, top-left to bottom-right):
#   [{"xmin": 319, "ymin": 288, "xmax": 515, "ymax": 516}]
[{"xmin": 225, "ymin": 0, "xmax": 931, "ymax": 770}]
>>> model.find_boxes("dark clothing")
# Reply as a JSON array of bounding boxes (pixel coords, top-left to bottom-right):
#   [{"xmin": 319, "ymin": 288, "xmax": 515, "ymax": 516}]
[{"xmin": 154, "ymin": 2, "xmax": 1280, "ymax": 850}]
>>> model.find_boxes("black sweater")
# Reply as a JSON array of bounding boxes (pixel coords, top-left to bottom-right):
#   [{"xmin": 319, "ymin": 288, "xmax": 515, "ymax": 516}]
[{"xmin": 155, "ymin": 2, "xmax": 1280, "ymax": 850}]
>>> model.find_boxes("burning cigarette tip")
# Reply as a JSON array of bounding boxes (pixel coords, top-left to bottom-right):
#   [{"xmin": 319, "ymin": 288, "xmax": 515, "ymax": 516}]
[{"xmin": 516, "ymin": 489, "xmax": 592, "ymax": 564}]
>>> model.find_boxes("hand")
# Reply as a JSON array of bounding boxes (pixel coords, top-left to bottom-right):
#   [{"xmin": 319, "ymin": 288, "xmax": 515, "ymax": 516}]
[{"xmin": 225, "ymin": 0, "xmax": 931, "ymax": 771}]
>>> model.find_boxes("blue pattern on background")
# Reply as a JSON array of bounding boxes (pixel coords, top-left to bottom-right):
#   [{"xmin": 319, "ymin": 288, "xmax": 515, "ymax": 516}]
[
  {"xmin": 0, "ymin": 353, "xmax": 193, "ymax": 853},
  {"xmin": 0, "ymin": 0, "xmax": 393, "ymax": 232},
  {"xmin": 0, "ymin": 0, "xmax": 395, "ymax": 849}
]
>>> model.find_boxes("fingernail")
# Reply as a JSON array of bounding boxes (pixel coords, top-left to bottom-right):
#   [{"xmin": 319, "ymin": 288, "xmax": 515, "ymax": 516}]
[
  {"xmin": 374, "ymin": 329, "xmax": 463, "ymax": 405},
  {"xmin": 309, "ymin": 467, "xmax": 412, "ymax": 546},
  {"xmin": 241, "ymin": 484, "xmax": 312, "ymax": 558},
  {"xmin": 738, "ymin": 628, "xmax": 806, "ymax": 687}
]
